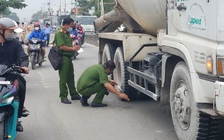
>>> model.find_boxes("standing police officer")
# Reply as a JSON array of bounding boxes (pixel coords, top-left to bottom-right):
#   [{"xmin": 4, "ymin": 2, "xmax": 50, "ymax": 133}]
[{"xmin": 54, "ymin": 17, "xmax": 81, "ymax": 104}]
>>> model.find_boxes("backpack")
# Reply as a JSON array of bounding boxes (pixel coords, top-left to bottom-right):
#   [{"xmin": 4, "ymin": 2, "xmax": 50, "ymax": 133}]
[{"xmin": 48, "ymin": 46, "xmax": 62, "ymax": 70}]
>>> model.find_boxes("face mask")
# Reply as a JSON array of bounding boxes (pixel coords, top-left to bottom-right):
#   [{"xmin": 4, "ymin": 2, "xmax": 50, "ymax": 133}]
[
  {"xmin": 67, "ymin": 27, "xmax": 72, "ymax": 32},
  {"xmin": 34, "ymin": 27, "xmax": 39, "ymax": 30},
  {"xmin": 5, "ymin": 32, "xmax": 17, "ymax": 41}
]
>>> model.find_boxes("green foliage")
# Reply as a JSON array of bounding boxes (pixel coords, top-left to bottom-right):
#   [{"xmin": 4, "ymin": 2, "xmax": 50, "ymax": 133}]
[
  {"xmin": 4, "ymin": 12, "xmax": 20, "ymax": 22},
  {"xmin": 0, "ymin": 0, "xmax": 27, "ymax": 15},
  {"xmin": 0, "ymin": 8, "xmax": 11, "ymax": 16},
  {"xmin": 76, "ymin": 0, "xmax": 113, "ymax": 17},
  {"xmin": 32, "ymin": 10, "xmax": 48, "ymax": 20}
]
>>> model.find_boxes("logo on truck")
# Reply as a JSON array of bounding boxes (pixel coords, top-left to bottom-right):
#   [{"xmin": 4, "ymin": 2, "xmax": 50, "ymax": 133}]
[{"xmin": 187, "ymin": 3, "xmax": 206, "ymax": 31}]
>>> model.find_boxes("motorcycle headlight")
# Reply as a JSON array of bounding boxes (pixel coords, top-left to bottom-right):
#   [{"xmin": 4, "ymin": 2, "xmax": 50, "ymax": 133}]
[
  {"xmin": 1, "ymin": 96, "xmax": 14, "ymax": 104},
  {"xmin": 218, "ymin": 57, "xmax": 224, "ymax": 76}
]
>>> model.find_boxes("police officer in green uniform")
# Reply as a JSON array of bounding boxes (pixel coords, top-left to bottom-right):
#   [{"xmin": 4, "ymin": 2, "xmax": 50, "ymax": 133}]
[
  {"xmin": 54, "ymin": 17, "xmax": 81, "ymax": 104},
  {"xmin": 77, "ymin": 60, "xmax": 130, "ymax": 107}
]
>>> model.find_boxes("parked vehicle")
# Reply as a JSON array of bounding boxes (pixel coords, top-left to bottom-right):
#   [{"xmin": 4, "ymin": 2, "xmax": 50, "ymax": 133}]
[
  {"xmin": 76, "ymin": 16, "xmax": 97, "ymax": 33},
  {"xmin": 71, "ymin": 32, "xmax": 83, "ymax": 59},
  {"xmin": 95, "ymin": 0, "xmax": 224, "ymax": 139},
  {"xmin": 28, "ymin": 38, "xmax": 43, "ymax": 70},
  {"xmin": 0, "ymin": 65, "xmax": 25, "ymax": 140}
]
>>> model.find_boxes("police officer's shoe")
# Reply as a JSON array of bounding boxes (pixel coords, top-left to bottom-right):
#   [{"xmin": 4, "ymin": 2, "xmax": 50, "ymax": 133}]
[
  {"xmin": 80, "ymin": 97, "xmax": 89, "ymax": 106},
  {"xmin": 71, "ymin": 95, "xmax": 81, "ymax": 100},
  {"xmin": 61, "ymin": 98, "xmax": 72, "ymax": 104},
  {"xmin": 91, "ymin": 102, "xmax": 107, "ymax": 107},
  {"xmin": 17, "ymin": 121, "xmax": 23, "ymax": 132}
]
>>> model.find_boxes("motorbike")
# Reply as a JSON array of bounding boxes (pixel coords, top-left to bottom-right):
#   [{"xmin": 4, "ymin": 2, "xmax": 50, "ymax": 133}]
[
  {"xmin": 28, "ymin": 38, "xmax": 43, "ymax": 70},
  {"xmin": 72, "ymin": 33, "xmax": 83, "ymax": 59},
  {"xmin": 0, "ymin": 65, "xmax": 25, "ymax": 140}
]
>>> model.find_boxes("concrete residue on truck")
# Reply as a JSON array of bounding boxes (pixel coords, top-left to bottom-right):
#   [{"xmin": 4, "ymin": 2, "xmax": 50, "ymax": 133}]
[{"xmin": 95, "ymin": 0, "xmax": 224, "ymax": 140}]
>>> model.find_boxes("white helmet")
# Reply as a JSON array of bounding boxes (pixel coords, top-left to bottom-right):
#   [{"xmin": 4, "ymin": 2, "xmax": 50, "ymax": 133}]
[{"xmin": 0, "ymin": 18, "xmax": 22, "ymax": 33}]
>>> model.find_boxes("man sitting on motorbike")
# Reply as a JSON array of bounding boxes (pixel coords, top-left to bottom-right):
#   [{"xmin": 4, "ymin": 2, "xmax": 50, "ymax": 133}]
[
  {"xmin": 27, "ymin": 22, "xmax": 47, "ymax": 61},
  {"xmin": 0, "ymin": 18, "xmax": 30, "ymax": 132},
  {"xmin": 76, "ymin": 23, "xmax": 85, "ymax": 45},
  {"xmin": 70, "ymin": 22, "xmax": 79, "ymax": 45}
]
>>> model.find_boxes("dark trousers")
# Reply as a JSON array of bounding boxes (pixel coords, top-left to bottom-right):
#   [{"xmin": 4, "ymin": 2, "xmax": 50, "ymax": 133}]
[{"xmin": 17, "ymin": 78, "xmax": 26, "ymax": 118}]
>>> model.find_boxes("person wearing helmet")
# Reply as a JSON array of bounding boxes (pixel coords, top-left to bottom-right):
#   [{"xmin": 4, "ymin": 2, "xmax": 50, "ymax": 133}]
[
  {"xmin": 27, "ymin": 22, "xmax": 47, "ymax": 61},
  {"xmin": 76, "ymin": 23, "xmax": 85, "ymax": 45},
  {"xmin": 0, "ymin": 18, "xmax": 29, "ymax": 132}
]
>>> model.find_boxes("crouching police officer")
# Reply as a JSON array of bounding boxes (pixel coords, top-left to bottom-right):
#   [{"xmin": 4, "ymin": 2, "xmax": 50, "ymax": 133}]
[{"xmin": 77, "ymin": 60, "xmax": 130, "ymax": 107}]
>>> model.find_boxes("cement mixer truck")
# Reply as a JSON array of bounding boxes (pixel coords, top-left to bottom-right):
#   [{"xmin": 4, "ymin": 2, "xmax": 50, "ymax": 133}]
[{"xmin": 94, "ymin": 0, "xmax": 224, "ymax": 139}]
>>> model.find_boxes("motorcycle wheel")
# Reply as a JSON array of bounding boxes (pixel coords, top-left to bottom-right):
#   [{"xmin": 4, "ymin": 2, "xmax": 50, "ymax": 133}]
[
  {"xmin": 30, "ymin": 55, "xmax": 35, "ymax": 70},
  {"xmin": 73, "ymin": 51, "xmax": 79, "ymax": 59},
  {"xmin": 0, "ymin": 121, "xmax": 7, "ymax": 140}
]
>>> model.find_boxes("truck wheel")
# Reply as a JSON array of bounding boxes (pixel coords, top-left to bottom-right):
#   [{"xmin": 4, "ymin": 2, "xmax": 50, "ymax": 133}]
[
  {"xmin": 113, "ymin": 47, "xmax": 140, "ymax": 100},
  {"xmin": 102, "ymin": 43, "xmax": 115, "ymax": 64},
  {"xmin": 170, "ymin": 61, "xmax": 219, "ymax": 140},
  {"xmin": 102, "ymin": 44, "xmax": 115, "ymax": 79}
]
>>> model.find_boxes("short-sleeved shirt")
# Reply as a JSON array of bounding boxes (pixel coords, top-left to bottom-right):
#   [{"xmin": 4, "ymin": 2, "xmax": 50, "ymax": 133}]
[
  {"xmin": 54, "ymin": 27, "xmax": 73, "ymax": 56},
  {"xmin": 77, "ymin": 64, "xmax": 109, "ymax": 91}
]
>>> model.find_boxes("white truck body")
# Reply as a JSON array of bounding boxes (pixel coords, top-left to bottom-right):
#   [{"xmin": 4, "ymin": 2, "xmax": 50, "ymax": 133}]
[
  {"xmin": 96, "ymin": 0, "xmax": 224, "ymax": 139},
  {"xmin": 76, "ymin": 16, "xmax": 97, "ymax": 32}
]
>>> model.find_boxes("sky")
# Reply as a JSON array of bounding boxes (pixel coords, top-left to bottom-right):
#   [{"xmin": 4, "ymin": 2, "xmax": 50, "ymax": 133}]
[{"xmin": 11, "ymin": 0, "xmax": 76, "ymax": 22}]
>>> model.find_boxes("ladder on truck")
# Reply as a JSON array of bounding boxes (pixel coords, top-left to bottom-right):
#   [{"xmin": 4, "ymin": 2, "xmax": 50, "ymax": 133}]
[{"xmin": 127, "ymin": 43, "xmax": 161, "ymax": 101}]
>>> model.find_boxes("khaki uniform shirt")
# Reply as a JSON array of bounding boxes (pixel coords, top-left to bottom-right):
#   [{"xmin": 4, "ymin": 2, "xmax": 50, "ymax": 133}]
[
  {"xmin": 27, "ymin": 24, "xmax": 34, "ymax": 32},
  {"xmin": 21, "ymin": 25, "xmax": 26, "ymax": 33}
]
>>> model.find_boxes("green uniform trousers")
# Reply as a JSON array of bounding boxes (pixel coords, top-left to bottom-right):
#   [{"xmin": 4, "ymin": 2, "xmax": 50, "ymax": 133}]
[
  {"xmin": 78, "ymin": 82, "xmax": 107, "ymax": 103},
  {"xmin": 59, "ymin": 56, "xmax": 79, "ymax": 99}
]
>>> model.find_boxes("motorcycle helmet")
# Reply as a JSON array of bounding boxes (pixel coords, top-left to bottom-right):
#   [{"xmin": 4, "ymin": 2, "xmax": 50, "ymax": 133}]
[
  {"xmin": 0, "ymin": 18, "xmax": 18, "ymax": 30},
  {"xmin": 0, "ymin": 18, "xmax": 22, "ymax": 33},
  {"xmin": 34, "ymin": 22, "xmax": 40, "ymax": 27}
]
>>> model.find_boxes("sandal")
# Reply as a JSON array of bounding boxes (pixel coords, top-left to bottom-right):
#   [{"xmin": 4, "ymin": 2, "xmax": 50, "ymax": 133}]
[
  {"xmin": 22, "ymin": 108, "xmax": 30, "ymax": 117},
  {"xmin": 16, "ymin": 121, "xmax": 23, "ymax": 132}
]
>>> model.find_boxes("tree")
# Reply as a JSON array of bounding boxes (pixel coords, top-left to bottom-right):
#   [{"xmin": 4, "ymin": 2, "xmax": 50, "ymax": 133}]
[
  {"xmin": 93, "ymin": 0, "xmax": 113, "ymax": 17},
  {"xmin": 4, "ymin": 12, "xmax": 20, "ymax": 22},
  {"xmin": 31, "ymin": 10, "xmax": 48, "ymax": 20},
  {"xmin": 76, "ymin": 0, "xmax": 113, "ymax": 17},
  {"xmin": 0, "ymin": 0, "xmax": 27, "ymax": 17}
]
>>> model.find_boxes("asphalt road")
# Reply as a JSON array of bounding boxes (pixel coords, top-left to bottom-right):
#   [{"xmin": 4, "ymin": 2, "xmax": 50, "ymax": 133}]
[
  {"xmin": 12, "ymin": 32, "xmax": 224, "ymax": 140},
  {"xmin": 14, "ymin": 43, "xmax": 180, "ymax": 140}
]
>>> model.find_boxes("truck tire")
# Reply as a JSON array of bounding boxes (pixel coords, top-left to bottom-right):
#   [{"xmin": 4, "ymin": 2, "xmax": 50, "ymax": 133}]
[
  {"xmin": 113, "ymin": 47, "xmax": 140, "ymax": 100},
  {"xmin": 102, "ymin": 44, "xmax": 115, "ymax": 79},
  {"xmin": 170, "ymin": 61, "xmax": 219, "ymax": 140},
  {"xmin": 102, "ymin": 43, "xmax": 115, "ymax": 63}
]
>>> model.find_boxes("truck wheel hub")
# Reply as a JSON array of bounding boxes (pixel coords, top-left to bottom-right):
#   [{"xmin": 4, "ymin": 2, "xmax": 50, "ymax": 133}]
[{"xmin": 174, "ymin": 83, "xmax": 191, "ymax": 129}]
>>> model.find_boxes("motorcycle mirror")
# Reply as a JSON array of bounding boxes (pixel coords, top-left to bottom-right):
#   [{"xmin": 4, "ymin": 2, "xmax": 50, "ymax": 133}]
[{"xmin": 17, "ymin": 55, "xmax": 29, "ymax": 66}]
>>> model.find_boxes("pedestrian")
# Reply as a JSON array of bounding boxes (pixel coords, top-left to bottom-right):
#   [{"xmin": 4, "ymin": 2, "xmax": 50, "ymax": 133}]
[
  {"xmin": 77, "ymin": 60, "xmax": 130, "ymax": 107},
  {"xmin": 0, "ymin": 18, "xmax": 30, "ymax": 131},
  {"xmin": 42, "ymin": 23, "xmax": 52, "ymax": 47},
  {"xmin": 20, "ymin": 22, "xmax": 26, "ymax": 43},
  {"xmin": 54, "ymin": 17, "xmax": 81, "ymax": 104}
]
